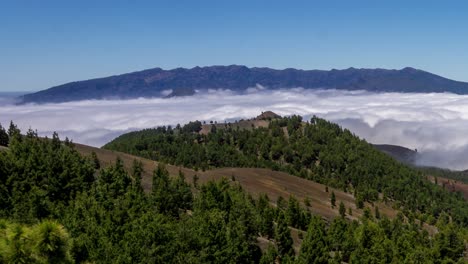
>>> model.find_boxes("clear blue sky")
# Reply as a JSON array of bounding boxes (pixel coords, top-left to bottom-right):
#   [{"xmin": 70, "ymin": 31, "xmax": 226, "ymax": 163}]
[{"xmin": 1, "ymin": 0, "xmax": 468, "ymax": 91}]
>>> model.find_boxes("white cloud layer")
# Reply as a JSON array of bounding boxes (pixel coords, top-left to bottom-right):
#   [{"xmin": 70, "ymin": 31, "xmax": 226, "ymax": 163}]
[{"xmin": 1, "ymin": 89, "xmax": 468, "ymax": 170}]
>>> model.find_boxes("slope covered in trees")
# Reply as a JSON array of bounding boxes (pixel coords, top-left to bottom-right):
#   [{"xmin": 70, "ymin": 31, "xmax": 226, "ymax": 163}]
[
  {"xmin": 0, "ymin": 122, "xmax": 467, "ymax": 263},
  {"xmin": 104, "ymin": 115, "xmax": 468, "ymax": 226}
]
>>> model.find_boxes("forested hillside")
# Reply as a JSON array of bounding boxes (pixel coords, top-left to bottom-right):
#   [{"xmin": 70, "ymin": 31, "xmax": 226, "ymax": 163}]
[
  {"xmin": 105, "ymin": 115, "xmax": 468, "ymax": 227},
  {"xmin": 0, "ymin": 122, "xmax": 467, "ymax": 263}
]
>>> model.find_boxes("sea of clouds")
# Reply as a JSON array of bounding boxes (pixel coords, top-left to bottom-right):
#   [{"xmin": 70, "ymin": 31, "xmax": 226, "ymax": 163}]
[{"xmin": 1, "ymin": 88, "xmax": 468, "ymax": 170}]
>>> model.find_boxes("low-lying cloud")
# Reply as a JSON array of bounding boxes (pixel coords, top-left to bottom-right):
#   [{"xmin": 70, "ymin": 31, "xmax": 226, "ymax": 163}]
[{"xmin": 1, "ymin": 89, "xmax": 468, "ymax": 170}]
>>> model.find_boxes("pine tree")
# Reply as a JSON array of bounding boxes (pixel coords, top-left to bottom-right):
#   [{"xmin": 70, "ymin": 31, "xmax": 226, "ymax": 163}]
[
  {"xmin": 277, "ymin": 196, "xmax": 286, "ymax": 210},
  {"xmin": 330, "ymin": 191, "xmax": 336, "ymax": 208},
  {"xmin": 0, "ymin": 123, "xmax": 8, "ymax": 146},
  {"xmin": 151, "ymin": 163, "xmax": 174, "ymax": 215},
  {"xmin": 356, "ymin": 196, "xmax": 364, "ymax": 209},
  {"xmin": 374, "ymin": 206, "xmax": 380, "ymax": 219},
  {"xmin": 131, "ymin": 159, "xmax": 143, "ymax": 191},
  {"xmin": 275, "ymin": 213, "xmax": 294, "ymax": 257},
  {"xmin": 7, "ymin": 121, "xmax": 20, "ymax": 137},
  {"xmin": 0, "ymin": 220, "xmax": 72, "ymax": 263},
  {"xmin": 172, "ymin": 170, "xmax": 193, "ymax": 210},
  {"xmin": 152, "ymin": 163, "xmax": 169, "ymax": 194},
  {"xmin": 259, "ymin": 244, "xmax": 279, "ymax": 264},
  {"xmin": 51, "ymin": 131, "xmax": 61, "ymax": 150},
  {"xmin": 298, "ymin": 216, "xmax": 329, "ymax": 264},
  {"xmin": 363, "ymin": 207, "xmax": 372, "ymax": 220},
  {"xmin": 286, "ymin": 196, "xmax": 301, "ymax": 228},
  {"xmin": 32, "ymin": 220, "xmax": 71, "ymax": 263},
  {"xmin": 260, "ymin": 209, "xmax": 275, "ymax": 239},
  {"xmin": 339, "ymin": 201, "xmax": 346, "ymax": 218},
  {"xmin": 0, "ymin": 223, "xmax": 35, "ymax": 263},
  {"xmin": 193, "ymin": 174, "xmax": 199, "ymax": 188},
  {"xmin": 91, "ymin": 151, "xmax": 101, "ymax": 170}
]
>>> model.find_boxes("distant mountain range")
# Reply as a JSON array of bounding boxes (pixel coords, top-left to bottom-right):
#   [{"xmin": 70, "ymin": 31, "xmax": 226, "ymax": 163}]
[{"xmin": 18, "ymin": 65, "xmax": 468, "ymax": 104}]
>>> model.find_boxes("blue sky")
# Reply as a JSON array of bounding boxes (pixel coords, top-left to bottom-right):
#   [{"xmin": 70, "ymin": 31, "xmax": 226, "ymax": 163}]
[{"xmin": 1, "ymin": 0, "xmax": 468, "ymax": 91}]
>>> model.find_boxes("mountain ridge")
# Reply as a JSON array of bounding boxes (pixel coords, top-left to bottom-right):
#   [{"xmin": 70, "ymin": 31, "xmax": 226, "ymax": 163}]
[{"xmin": 19, "ymin": 65, "xmax": 468, "ymax": 104}]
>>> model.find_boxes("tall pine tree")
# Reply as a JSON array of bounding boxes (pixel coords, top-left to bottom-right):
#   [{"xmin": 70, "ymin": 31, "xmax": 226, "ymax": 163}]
[
  {"xmin": 275, "ymin": 212, "xmax": 294, "ymax": 257},
  {"xmin": 298, "ymin": 216, "xmax": 329, "ymax": 264},
  {"xmin": 0, "ymin": 122, "xmax": 8, "ymax": 146}
]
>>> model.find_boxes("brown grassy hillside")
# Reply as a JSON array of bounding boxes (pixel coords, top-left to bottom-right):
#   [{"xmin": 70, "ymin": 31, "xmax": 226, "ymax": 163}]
[
  {"xmin": 75, "ymin": 143, "xmax": 397, "ymax": 221},
  {"xmin": 75, "ymin": 142, "xmax": 446, "ymax": 244}
]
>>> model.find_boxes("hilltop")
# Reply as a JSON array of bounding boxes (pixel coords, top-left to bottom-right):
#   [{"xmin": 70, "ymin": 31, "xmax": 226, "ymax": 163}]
[{"xmin": 19, "ymin": 65, "xmax": 468, "ymax": 104}]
